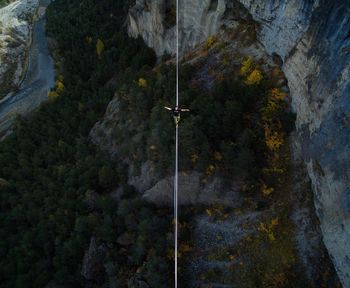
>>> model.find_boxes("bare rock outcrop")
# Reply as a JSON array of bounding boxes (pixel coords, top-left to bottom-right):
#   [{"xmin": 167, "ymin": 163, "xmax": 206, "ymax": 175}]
[
  {"xmin": 143, "ymin": 171, "xmax": 243, "ymax": 207},
  {"xmin": 0, "ymin": 0, "xmax": 38, "ymax": 97},
  {"xmin": 81, "ymin": 237, "xmax": 107, "ymax": 282},
  {"xmin": 128, "ymin": 0, "xmax": 226, "ymax": 56}
]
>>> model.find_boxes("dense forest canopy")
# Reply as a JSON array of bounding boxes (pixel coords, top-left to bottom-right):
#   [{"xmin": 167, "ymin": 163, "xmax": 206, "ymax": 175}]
[{"xmin": 0, "ymin": 0, "xmax": 174, "ymax": 287}]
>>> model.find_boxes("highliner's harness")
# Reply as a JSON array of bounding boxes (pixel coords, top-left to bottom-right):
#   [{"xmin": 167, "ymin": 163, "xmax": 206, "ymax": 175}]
[{"xmin": 164, "ymin": 106, "xmax": 190, "ymax": 127}]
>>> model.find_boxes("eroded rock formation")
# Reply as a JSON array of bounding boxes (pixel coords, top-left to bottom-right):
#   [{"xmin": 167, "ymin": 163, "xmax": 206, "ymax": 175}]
[{"xmin": 128, "ymin": 0, "xmax": 226, "ymax": 56}]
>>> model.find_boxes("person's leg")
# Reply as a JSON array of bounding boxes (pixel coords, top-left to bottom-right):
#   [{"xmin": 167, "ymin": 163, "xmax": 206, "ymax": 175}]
[{"xmin": 174, "ymin": 115, "xmax": 180, "ymax": 126}]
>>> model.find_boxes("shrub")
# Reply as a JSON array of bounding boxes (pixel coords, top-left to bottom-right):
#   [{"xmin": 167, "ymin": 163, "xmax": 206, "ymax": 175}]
[
  {"xmin": 205, "ymin": 36, "xmax": 217, "ymax": 50},
  {"xmin": 240, "ymin": 57, "xmax": 254, "ymax": 75},
  {"xmin": 245, "ymin": 68, "xmax": 263, "ymax": 85},
  {"xmin": 138, "ymin": 77, "xmax": 147, "ymax": 88}
]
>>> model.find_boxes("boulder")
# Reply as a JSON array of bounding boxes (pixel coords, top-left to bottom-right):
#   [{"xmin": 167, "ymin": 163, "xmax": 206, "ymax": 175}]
[{"xmin": 143, "ymin": 171, "xmax": 243, "ymax": 207}]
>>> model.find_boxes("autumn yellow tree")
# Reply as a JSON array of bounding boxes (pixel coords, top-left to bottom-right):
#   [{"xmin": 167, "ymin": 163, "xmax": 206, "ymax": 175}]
[
  {"xmin": 270, "ymin": 88, "xmax": 287, "ymax": 101},
  {"xmin": 96, "ymin": 38, "xmax": 105, "ymax": 58},
  {"xmin": 262, "ymin": 88, "xmax": 286, "ymax": 122},
  {"xmin": 205, "ymin": 36, "xmax": 216, "ymax": 49},
  {"xmin": 48, "ymin": 90, "xmax": 59, "ymax": 100},
  {"xmin": 240, "ymin": 57, "xmax": 254, "ymax": 75},
  {"xmin": 56, "ymin": 80, "xmax": 65, "ymax": 94},
  {"xmin": 138, "ymin": 78, "xmax": 147, "ymax": 88},
  {"xmin": 261, "ymin": 182, "xmax": 274, "ymax": 196},
  {"xmin": 48, "ymin": 75, "xmax": 65, "ymax": 100},
  {"xmin": 245, "ymin": 68, "xmax": 263, "ymax": 85},
  {"xmin": 259, "ymin": 218, "xmax": 279, "ymax": 241},
  {"xmin": 190, "ymin": 153, "xmax": 199, "ymax": 164},
  {"xmin": 261, "ymin": 88, "xmax": 288, "ymax": 153},
  {"xmin": 264, "ymin": 125, "xmax": 284, "ymax": 151},
  {"xmin": 206, "ymin": 164, "xmax": 215, "ymax": 176}
]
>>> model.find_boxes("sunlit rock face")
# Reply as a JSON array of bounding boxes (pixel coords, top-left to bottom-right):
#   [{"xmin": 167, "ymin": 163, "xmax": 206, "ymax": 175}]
[
  {"xmin": 127, "ymin": 0, "xmax": 226, "ymax": 56},
  {"xmin": 237, "ymin": 0, "xmax": 319, "ymax": 60},
  {"xmin": 127, "ymin": 0, "xmax": 350, "ymax": 286}
]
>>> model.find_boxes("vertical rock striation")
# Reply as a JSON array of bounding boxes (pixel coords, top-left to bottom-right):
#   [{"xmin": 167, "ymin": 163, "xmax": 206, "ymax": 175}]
[{"xmin": 128, "ymin": 0, "xmax": 226, "ymax": 56}]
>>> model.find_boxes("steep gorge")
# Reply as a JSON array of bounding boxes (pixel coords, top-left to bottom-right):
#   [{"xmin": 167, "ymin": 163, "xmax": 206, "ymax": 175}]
[
  {"xmin": 0, "ymin": 0, "xmax": 346, "ymax": 286},
  {"xmin": 126, "ymin": 0, "xmax": 350, "ymax": 286}
]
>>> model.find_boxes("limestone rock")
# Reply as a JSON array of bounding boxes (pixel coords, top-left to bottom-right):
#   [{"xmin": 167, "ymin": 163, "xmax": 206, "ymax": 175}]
[
  {"xmin": 128, "ymin": 161, "xmax": 158, "ymax": 193},
  {"xmin": 81, "ymin": 237, "xmax": 107, "ymax": 282},
  {"xmin": 128, "ymin": 0, "xmax": 226, "ymax": 56},
  {"xmin": 90, "ymin": 94, "xmax": 122, "ymax": 157},
  {"xmin": 143, "ymin": 171, "xmax": 243, "ymax": 207}
]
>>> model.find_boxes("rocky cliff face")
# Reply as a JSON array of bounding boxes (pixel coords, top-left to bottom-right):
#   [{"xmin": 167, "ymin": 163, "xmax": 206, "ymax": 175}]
[
  {"xmin": 127, "ymin": 0, "xmax": 350, "ymax": 286},
  {"xmin": 128, "ymin": 0, "xmax": 227, "ymax": 56},
  {"xmin": 241, "ymin": 1, "xmax": 350, "ymax": 286},
  {"xmin": 0, "ymin": 0, "xmax": 38, "ymax": 98}
]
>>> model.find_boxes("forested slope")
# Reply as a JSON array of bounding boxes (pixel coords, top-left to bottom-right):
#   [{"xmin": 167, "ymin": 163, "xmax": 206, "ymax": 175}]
[{"xmin": 0, "ymin": 0, "xmax": 173, "ymax": 287}]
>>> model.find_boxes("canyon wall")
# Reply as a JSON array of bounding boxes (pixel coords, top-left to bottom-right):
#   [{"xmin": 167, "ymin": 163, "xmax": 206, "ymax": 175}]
[
  {"xmin": 128, "ymin": 0, "xmax": 226, "ymax": 56},
  {"xmin": 238, "ymin": 1, "xmax": 350, "ymax": 285},
  {"xmin": 127, "ymin": 0, "xmax": 350, "ymax": 286}
]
